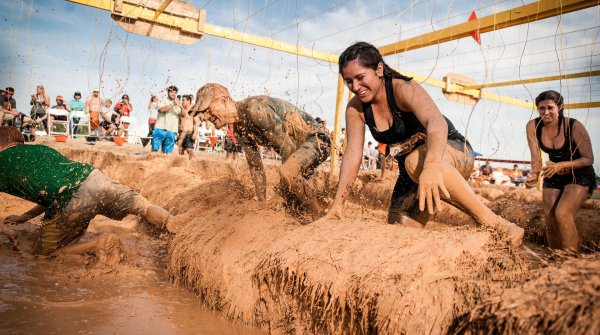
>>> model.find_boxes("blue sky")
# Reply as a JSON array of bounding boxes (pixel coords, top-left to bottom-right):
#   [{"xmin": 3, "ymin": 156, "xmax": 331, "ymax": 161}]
[{"xmin": 1, "ymin": 0, "xmax": 598, "ymax": 169}]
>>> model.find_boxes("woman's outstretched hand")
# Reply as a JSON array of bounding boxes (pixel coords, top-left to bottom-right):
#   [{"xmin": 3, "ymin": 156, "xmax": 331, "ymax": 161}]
[
  {"xmin": 312, "ymin": 203, "xmax": 344, "ymax": 224},
  {"xmin": 418, "ymin": 165, "xmax": 450, "ymax": 214}
]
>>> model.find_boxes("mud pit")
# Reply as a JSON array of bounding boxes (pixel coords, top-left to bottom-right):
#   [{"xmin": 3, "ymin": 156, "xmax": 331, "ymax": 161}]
[{"xmin": 1, "ymin": 139, "xmax": 599, "ymax": 334}]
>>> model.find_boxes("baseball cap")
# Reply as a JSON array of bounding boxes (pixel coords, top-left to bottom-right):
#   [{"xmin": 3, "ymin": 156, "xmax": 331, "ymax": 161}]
[
  {"xmin": 191, "ymin": 83, "xmax": 230, "ymax": 112},
  {"xmin": 56, "ymin": 95, "xmax": 64, "ymax": 101},
  {"xmin": 93, "ymin": 88, "xmax": 100, "ymax": 93}
]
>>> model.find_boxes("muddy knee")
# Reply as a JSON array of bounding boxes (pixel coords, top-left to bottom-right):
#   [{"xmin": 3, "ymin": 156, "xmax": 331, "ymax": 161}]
[{"xmin": 403, "ymin": 146, "xmax": 428, "ymax": 183}]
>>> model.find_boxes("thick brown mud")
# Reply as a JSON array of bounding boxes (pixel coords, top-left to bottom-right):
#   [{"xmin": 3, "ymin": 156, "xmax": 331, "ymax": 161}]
[{"xmin": 1, "ymin": 138, "xmax": 599, "ymax": 334}]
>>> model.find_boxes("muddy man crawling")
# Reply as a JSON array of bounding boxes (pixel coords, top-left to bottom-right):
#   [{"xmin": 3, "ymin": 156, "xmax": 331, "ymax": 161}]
[
  {"xmin": 0, "ymin": 127, "xmax": 177, "ymax": 256},
  {"xmin": 191, "ymin": 83, "xmax": 331, "ymax": 215}
]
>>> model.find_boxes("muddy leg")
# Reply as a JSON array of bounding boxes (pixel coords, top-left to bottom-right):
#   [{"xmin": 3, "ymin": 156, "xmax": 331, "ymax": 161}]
[
  {"xmin": 405, "ymin": 143, "xmax": 523, "ymax": 246},
  {"xmin": 279, "ymin": 139, "xmax": 328, "ymax": 215},
  {"xmin": 551, "ymin": 184, "xmax": 589, "ymax": 251},
  {"xmin": 542, "ymin": 188, "xmax": 562, "ymax": 248}
]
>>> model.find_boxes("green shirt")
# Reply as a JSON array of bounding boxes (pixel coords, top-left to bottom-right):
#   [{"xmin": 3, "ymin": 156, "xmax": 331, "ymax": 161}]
[{"xmin": 0, "ymin": 145, "xmax": 94, "ymax": 218}]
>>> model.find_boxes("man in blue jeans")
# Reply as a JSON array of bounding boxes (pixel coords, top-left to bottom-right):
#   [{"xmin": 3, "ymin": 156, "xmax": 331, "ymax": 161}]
[{"xmin": 152, "ymin": 85, "xmax": 181, "ymax": 153}]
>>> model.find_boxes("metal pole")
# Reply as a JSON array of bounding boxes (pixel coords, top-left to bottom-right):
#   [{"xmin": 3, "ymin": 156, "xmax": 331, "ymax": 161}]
[{"xmin": 329, "ymin": 75, "xmax": 345, "ymax": 180}]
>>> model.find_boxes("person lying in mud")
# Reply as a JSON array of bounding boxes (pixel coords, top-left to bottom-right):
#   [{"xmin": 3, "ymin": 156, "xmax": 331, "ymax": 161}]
[
  {"xmin": 525, "ymin": 90, "xmax": 596, "ymax": 251},
  {"xmin": 0, "ymin": 127, "xmax": 177, "ymax": 255},
  {"xmin": 191, "ymin": 83, "xmax": 331, "ymax": 214},
  {"xmin": 316, "ymin": 42, "xmax": 524, "ymax": 246}
]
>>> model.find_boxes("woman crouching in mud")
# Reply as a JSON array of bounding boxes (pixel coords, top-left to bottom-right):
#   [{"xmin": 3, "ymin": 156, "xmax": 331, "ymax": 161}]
[
  {"xmin": 317, "ymin": 42, "xmax": 523, "ymax": 246},
  {"xmin": 525, "ymin": 90, "xmax": 596, "ymax": 251},
  {"xmin": 0, "ymin": 127, "xmax": 177, "ymax": 256}
]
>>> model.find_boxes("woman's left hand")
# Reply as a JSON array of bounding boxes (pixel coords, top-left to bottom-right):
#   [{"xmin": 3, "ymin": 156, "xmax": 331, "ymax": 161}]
[
  {"xmin": 541, "ymin": 161, "xmax": 568, "ymax": 179},
  {"xmin": 418, "ymin": 164, "xmax": 450, "ymax": 214}
]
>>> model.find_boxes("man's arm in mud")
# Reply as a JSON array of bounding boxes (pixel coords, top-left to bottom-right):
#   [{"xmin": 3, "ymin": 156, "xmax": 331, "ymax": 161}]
[
  {"xmin": 4, "ymin": 204, "xmax": 46, "ymax": 224},
  {"xmin": 241, "ymin": 140, "xmax": 267, "ymax": 201}
]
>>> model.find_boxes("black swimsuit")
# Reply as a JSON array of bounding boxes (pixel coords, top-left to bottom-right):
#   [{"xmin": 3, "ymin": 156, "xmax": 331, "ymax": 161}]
[
  {"xmin": 361, "ymin": 76, "xmax": 472, "ymax": 224},
  {"xmin": 535, "ymin": 117, "xmax": 596, "ymax": 194}
]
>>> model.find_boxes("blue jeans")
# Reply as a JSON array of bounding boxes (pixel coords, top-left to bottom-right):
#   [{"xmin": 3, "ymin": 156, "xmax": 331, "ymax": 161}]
[{"xmin": 152, "ymin": 128, "xmax": 177, "ymax": 153}]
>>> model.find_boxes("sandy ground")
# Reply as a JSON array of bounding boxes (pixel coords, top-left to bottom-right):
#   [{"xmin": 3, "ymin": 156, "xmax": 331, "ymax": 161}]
[{"xmin": 1, "ymin": 137, "xmax": 599, "ymax": 334}]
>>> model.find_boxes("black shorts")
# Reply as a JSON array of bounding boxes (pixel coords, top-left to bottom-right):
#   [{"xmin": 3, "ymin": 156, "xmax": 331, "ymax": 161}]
[
  {"xmin": 101, "ymin": 121, "xmax": 116, "ymax": 130},
  {"xmin": 543, "ymin": 169, "xmax": 597, "ymax": 195},
  {"xmin": 224, "ymin": 136, "xmax": 242, "ymax": 153},
  {"xmin": 182, "ymin": 134, "xmax": 195, "ymax": 149}
]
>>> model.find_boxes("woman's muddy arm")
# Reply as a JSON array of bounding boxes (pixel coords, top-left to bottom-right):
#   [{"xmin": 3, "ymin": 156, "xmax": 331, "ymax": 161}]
[{"xmin": 320, "ymin": 101, "xmax": 365, "ymax": 220}]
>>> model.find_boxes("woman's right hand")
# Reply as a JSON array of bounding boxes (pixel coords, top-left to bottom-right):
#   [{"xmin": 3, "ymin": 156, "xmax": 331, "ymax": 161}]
[{"xmin": 313, "ymin": 203, "xmax": 344, "ymax": 224}]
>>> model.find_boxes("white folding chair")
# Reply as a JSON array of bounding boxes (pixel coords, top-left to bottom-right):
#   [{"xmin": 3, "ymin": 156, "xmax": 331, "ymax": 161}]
[
  {"xmin": 70, "ymin": 110, "xmax": 90, "ymax": 138},
  {"xmin": 47, "ymin": 108, "xmax": 70, "ymax": 137}
]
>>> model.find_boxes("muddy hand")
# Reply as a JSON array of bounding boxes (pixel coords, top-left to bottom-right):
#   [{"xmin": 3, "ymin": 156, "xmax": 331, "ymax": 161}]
[
  {"xmin": 541, "ymin": 161, "xmax": 567, "ymax": 179},
  {"xmin": 524, "ymin": 172, "xmax": 539, "ymax": 188},
  {"xmin": 418, "ymin": 165, "xmax": 449, "ymax": 214},
  {"xmin": 4, "ymin": 215, "xmax": 25, "ymax": 225},
  {"xmin": 312, "ymin": 203, "xmax": 344, "ymax": 224}
]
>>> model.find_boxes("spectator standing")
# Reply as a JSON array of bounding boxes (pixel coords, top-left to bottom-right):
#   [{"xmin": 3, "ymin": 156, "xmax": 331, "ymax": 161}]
[
  {"xmin": 30, "ymin": 85, "xmax": 50, "ymax": 132},
  {"xmin": 0, "ymin": 87, "xmax": 19, "ymax": 126},
  {"xmin": 153, "ymin": 86, "xmax": 181, "ymax": 154},
  {"xmin": 69, "ymin": 91, "xmax": 84, "ymax": 135},
  {"xmin": 177, "ymin": 94, "xmax": 200, "ymax": 159},
  {"xmin": 84, "ymin": 88, "xmax": 102, "ymax": 133},
  {"xmin": 142, "ymin": 95, "xmax": 158, "ymax": 147},
  {"xmin": 114, "ymin": 94, "xmax": 133, "ymax": 133}
]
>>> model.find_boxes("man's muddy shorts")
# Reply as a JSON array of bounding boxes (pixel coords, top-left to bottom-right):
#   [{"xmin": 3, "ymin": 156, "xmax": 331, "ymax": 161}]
[
  {"xmin": 181, "ymin": 133, "xmax": 195, "ymax": 149},
  {"xmin": 38, "ymin": 169, "xmax": 147, "ymax": 254}
]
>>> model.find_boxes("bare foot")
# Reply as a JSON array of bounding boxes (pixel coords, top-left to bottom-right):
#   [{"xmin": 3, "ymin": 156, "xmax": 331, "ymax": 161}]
[{"xmin": 483, "ymin": 215, "xmax": 524, "ymax": 247}]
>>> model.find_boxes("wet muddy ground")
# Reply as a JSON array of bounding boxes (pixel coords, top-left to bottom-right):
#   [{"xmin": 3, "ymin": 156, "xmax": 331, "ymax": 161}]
[
  {"xmin": 0, "ymin": 193, "xmax": 266, "ymax": 335},
  {"xmin": 1, "ymin": 138, "xmax": 599, "ymax": 334}
]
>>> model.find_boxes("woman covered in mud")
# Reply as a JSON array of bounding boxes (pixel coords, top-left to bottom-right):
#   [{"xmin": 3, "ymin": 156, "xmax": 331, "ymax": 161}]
[
  {"xmin": 0, "ymin": 127, "xmax": 177, "ymax": 255},
  {"xmin": 525, "ymin": 90, "xmax": 596, "ymax": 251},
  {"xmin": 318, "ymin": 42, "xmax": 523, "ymax": 246}
]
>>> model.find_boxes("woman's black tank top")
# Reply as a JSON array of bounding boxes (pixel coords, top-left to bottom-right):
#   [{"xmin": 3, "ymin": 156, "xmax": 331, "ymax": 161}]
[
  {"xmin": 361, "ymin": 77, "xmax": 463, "ymax": 145},
  {"xmin": 536, "ymin": 117, "xmax": 586, "ymax": 163}
]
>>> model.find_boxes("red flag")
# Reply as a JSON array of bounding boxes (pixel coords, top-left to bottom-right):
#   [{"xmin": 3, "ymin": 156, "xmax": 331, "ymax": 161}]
[{"xmin": 468, "ymin": 10, "xmax": 481, "ymax": 45}]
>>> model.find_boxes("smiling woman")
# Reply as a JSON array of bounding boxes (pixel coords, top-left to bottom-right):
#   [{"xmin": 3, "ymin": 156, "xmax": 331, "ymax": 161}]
[{"xmin": 316, "ymin": 41, "xmax": 524, "ymax": 247}]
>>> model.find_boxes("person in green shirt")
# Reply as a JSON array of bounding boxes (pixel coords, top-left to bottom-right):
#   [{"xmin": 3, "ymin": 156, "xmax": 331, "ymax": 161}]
[{"xmin": 0, "ymin": 127, "xmax": 177, "ymax": 255}]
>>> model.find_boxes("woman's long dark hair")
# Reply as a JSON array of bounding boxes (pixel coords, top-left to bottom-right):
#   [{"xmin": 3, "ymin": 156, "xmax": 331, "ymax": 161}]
[
  {"xmin": 338, "ymin": 42, "xmax": 412, "ymax": 81},
  {"xmin": 535, "ymin": 90, "xmax": 564, "ymax": 137}
]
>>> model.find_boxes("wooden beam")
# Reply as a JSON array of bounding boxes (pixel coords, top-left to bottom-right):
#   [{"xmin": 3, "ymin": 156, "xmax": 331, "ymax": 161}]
[{"xmin": 378, "ymin": 0, "xmax": 599, "ymax": 56}]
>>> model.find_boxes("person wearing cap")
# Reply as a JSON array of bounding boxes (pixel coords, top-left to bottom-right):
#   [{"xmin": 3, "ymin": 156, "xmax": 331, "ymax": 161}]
[
  {"xmin": 0, "ymin": 126, "xmax": 178, "ymax": 255},
  {"xmin": 0, "ymin": 87, "xmax": 19, "ymax": 127},
  {"xmin": 69, "ymin": 91, "xmax": 85, "ymax": 135},
  {"xmin": 153, "ymin": 86, "xmax": 182, "ymax": 154},
  {"xmin": 191, "ymin": 83, "xmax": 331, "ymax": 215},
  {"xmin": 84, "ymin": 88, "xmax": 103, "ymax": 133},
  {"xmin": 114, "ymin": 94, "xmax": 133, "ymax": 133}
]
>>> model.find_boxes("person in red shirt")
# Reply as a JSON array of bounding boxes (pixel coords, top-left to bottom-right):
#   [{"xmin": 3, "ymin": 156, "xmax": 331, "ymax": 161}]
[{"xmin": 114, "ymin": 94, "xmax": 133, "ymax": 131}]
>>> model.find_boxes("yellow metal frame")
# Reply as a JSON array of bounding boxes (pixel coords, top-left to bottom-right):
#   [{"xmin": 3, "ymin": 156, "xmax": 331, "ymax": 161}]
[
  {"xmin": 463, "ymin": 70, "xmax": 600, "ymax": 89},
  {"xmin": 378, "ymin": 0, "xmax": 598, "ymax": 56}
]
